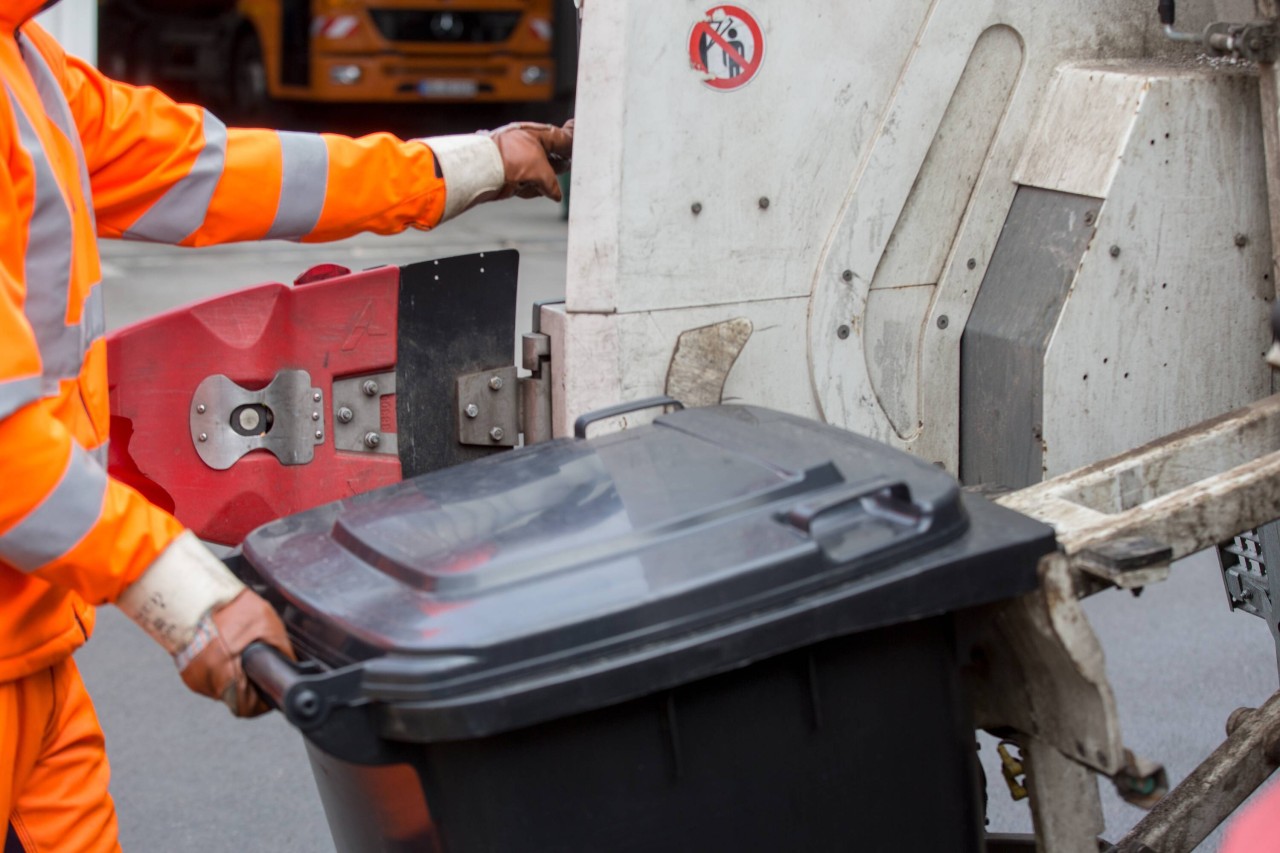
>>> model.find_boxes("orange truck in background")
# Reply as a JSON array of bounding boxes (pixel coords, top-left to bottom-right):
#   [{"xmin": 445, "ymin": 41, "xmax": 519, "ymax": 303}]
[{"xmin": 98, "ymin": 0, "xmax": 577, "ymax": 115}]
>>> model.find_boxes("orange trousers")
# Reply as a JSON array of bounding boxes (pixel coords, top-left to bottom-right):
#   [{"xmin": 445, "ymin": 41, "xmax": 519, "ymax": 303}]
[{"xmin": 0, "ymin": 658, "xmax": 119, "ymax": 853}]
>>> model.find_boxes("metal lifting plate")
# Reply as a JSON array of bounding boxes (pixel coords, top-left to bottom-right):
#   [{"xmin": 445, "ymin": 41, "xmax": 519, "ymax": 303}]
[{"xmin": 191, "ymin": 371, "xmax": 324, "ymax": 470}]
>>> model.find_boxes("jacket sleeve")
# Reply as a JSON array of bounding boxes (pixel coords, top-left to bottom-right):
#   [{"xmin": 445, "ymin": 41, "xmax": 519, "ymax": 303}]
[
  {"xmin": 53, "ymin": 46, "xmax": 450, "ymax": 246},
  {"xmin": 0, "ymin": 172, "xmax": 184, "ymax": 605}
]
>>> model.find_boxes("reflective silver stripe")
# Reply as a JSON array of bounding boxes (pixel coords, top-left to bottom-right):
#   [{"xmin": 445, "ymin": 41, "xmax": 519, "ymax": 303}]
[
  {"xmin": 6, "ymin": 88, "xmax": 86, "ymax": 390},
  {"xmin": 265, "ymin": 131, "xmax": 329, "ymax": 240},
  {"xmin": 0, "ymin": 376, "xmax": 45, "ymax": 420},
  {"xmin": 123, "ymin": 110, "xmax": 228, "ymax": 244},
  {"xmin": 0, "ymin": 443, "xmax": 107, "ymax": 573},
  {"xmin": 91, "ymin": 440, "xmax": 109, "ymax": 469},
  {"xmin": 17, "ymin": 32, "xmax": 95, "ymax": 232}
]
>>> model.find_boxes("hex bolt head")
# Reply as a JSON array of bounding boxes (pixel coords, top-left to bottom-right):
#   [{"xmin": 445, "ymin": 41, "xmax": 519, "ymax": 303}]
[
  {"xmin": 363, "ymin": 431, "xmax": 382, "ymax": 449},
  {"xmin": 196, "ymin": 404, "xmax": 206, "ymax": 414},
  {"xmin": 489, "ymin": 427, "xmax": 505, "ymax": 442},
  {"xmin": 1236, "ymin": 233, "xmax": 1249, "ymax": 248},
  {"xmin": 362, "ymin": 380, "xmax": 380, "ymax": 397},
  {"xmin": 691, "ymin": 202, "xmax": 703, "ymax": 215},
  {"xmin": 488, "ymin": 376, "xmax": 504, "ymax": 392},
  {"xmin": 337, "ymin": 407, "xmax": 354, "ymax": 424},
  {"xmin": 842, "ymin": 269, "xmax": 854, "ymax": 283},
  {"xmin": 465, "ymin": 403, "xmax": 480, "ymax": 419},
  {"xmin": 937, "ymin": 315, "xmax": 950, "ymax": 330},
  {"xmin": 1110, "ymin": 245, "xmax": 1122, "ymax": 258},
  {"xmin": 758, "ymin": 197, "xmax": 770, "ymax": 210}
]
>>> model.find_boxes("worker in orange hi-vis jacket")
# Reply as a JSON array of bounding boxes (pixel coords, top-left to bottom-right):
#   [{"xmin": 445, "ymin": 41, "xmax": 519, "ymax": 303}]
[{"xmin": 0, "ymin": 2, "xmax": 573, "ymax": 850}]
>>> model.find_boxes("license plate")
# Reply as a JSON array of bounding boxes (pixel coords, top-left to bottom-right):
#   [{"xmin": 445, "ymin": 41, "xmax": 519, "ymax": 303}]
[{"xmin": 417, "ymin": 79, "xmax": 480, "ymax": 98}]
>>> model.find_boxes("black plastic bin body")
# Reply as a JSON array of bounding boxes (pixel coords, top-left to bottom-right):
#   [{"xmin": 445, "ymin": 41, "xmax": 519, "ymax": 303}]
[{"xmin": 239, "ymin": 405, "xmax": 1055, "ymax": 853}]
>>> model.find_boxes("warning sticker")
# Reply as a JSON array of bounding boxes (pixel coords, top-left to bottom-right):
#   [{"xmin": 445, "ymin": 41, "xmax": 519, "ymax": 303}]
[{"xmin": 688, "ymin": 5, "xmax": 765, "ymax": 92}]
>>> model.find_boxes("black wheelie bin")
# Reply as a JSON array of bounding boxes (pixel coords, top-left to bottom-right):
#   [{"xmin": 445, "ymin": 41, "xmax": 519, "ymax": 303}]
[{"xmin": 236, "ymin": 402, "xmax": 1055, "ymax": 853}]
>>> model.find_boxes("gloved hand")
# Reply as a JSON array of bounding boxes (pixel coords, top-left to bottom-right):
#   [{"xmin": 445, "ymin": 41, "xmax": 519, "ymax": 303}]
[
  {"xmin": 117, "ymin": 530, "xmax": 294, "ymax": 717},
  {"xmin": 422, "ymin": 119, "xmax": 574, "ymax": 222},
  {"xmin": 487, "ymin": 120, "xmax": 574, "ymax": 201}
]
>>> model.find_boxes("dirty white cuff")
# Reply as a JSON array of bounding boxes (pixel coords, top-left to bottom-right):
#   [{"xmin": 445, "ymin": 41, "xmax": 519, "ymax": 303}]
[
  {"xmin": 420, "ymin": 135, "xmax": 505, "ymax": 222},
  {"xmin": 117, "ymin": 531, "xmax": 246, "ymax": 657}
]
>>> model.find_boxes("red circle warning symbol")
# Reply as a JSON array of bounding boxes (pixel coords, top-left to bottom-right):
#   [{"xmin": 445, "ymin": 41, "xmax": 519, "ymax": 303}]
[{"xmin": 689, "ymin": 5, "xmax": 765, "ymax": 91}]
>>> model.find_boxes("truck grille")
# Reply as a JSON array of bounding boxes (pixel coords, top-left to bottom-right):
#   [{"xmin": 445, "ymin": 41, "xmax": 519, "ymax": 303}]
[{"xmin": 368, "ymin": 10, "xmax": 523, "ymax": 43}]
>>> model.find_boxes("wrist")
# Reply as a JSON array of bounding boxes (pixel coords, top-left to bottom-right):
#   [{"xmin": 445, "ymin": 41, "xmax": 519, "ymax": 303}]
[
  {"xmin": 116, "ymin": 530, "xmax": 246, "ymax": 657},
  {"xmin": 419, "ymin": 135, "xmax": 505, "ymax": 222}
]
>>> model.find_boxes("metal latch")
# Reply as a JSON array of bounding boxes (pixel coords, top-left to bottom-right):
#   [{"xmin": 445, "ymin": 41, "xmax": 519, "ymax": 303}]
[
  {"xmin": 456, "ymin": 299, "xmax": 559, "ymax": 448},
  {"xmin": 332, "ymin": 371, "xmax": 397, "ymax": 455},
  {"xmin": 191, "ymin": 371, "xmax": 324, "ymax": 470}
]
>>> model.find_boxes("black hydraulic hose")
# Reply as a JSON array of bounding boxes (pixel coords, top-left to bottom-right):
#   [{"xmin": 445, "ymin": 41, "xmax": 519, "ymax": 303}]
[{"xmin": 1158, "ymin": 0, "xmax": 1176, "ymax": 26}]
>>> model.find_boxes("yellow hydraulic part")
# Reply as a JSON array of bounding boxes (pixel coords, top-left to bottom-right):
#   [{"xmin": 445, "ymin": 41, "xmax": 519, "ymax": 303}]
[{"xmin": 997, "ymin": 741, "xmax": 1029, "ymax": 802}]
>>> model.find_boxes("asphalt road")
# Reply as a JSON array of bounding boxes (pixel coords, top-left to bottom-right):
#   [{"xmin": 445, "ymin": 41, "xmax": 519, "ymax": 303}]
[{"xmin": 82, "ymin": 180, "xmax": 1279, "ymax": 851}]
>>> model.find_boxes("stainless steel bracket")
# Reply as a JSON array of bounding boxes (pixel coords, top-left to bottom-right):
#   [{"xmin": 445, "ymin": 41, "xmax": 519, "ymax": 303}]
[
  {"xmin": 457, "ymin": 366, "xmax": 519, "ymax": 447},
  {"xmin": 332, "ymin": 371, "xmax": 398, "ymax": 456},
  {"xmin": 190, "ymin": 371, "xmax": 324, "ymax": 470}
]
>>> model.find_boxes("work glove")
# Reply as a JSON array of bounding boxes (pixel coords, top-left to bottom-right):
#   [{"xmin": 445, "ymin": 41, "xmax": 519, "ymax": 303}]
[
  {"xmin": 422, "ymin": 120, "xmax": 574, "ymax": 222},
  {"xmin": 117, "ymin": 530, "xmax": 294, "ymax": 717}
]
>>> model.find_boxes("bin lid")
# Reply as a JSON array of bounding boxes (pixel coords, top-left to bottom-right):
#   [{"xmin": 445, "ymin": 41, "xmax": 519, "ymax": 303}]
[{"xmin": 241, "ymin": 405, "xmax": 1054, "ymax": 742}]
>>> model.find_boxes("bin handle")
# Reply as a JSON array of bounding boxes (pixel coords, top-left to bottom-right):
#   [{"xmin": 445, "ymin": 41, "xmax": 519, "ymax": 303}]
[
  {"xmin": 781, "ymin": 481, "xmax": 921, "ymax": 534},
  {"xmin": 573, "ymin": 396, "xmax": 685, "ymax": 439},
  {"xmin": 242, "ymin": 642, "xmax": 326, "ymax": 727}
]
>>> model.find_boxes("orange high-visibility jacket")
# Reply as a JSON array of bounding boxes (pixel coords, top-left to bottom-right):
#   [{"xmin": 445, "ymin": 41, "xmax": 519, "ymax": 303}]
[{"xmin": 0, "ymin": 4, "xmax": 450, "ymax": 682}]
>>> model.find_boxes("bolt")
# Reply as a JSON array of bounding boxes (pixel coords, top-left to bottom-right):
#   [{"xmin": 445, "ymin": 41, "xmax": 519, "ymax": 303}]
[
  {"xmin": 937, "ymin": 315, "xmax": 950, "ymax": 330},
  {"xmin": 238, "ymin": 408, "xmax": 261, "ymax": 432},
  {"xmin": 837, "ymin": 325, "xmax": 851, "ymax": 340},
  {"xmin": 1241, "ymin": 588, "xmax": 1255, "ymax": 601},
  {"xmin": 1236, "ymin": 233, "xmax": 1249, "ymax": 248},
  {"xmin": 337, "ymin": 407, "xmax": 354, "ymax": 424},
  {"xmin": 758, "ymin": 197, "xmax": 770, "ymax": 210},
  {"xmin": 1110, "ymin": 245, "xmax": 1121, "ymax": 258},
  {"xmin": 198, "ymin": 433, "xmax": 208, "ymax": 442},
  {"xmin": 489, "ymin": 427, "xmax": 505, "ymax": 442},
  {"xmin": 196, "ymin": 404, "xmax": 206, "ymax": 414},
  {"xmin": 363, "ymin": 431, "xmax": 381, "ymax": 449},
  {"xmin": 488, "ymin": 376, "xmax": 504, "ymax": 391},
  {"xmin": 691, "ymin": 202, "xmax": 703, "ymax": 215},
  {"xmin": 842, "ymin": 269, "xmax": 854, "ymax": 283},
  {"xmin": 1084, "ymin": 211, "xmax": 1097, "ymax": 226},
  {"xmin": 465, "ymin": 403, "xmax": 479, "ymax": 419},
  {"xmin": 362, "ymin": 380, "xmax": 379, "ymax": 397},
  {"xmin": 311, "ymin": 411, "xmax": 320, "ymax": 421},
  {"xmin": 312, "ymin": 392, "xmax": 322, "ymax": 403},
  {"xmin": 967, "ymin": 258, "xmax": 977, "ymax": 270}
]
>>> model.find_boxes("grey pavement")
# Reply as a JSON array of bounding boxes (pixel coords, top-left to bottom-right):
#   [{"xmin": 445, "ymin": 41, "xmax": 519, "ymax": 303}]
[{"xmin": 84, "ymin": 199, "xmax": 1279, "ymax": 851}]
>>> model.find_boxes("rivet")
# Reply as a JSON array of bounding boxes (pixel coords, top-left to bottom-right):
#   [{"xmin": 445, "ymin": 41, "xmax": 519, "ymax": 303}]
[
  {"xmin": 1110, "ymin": 245, "xmax": 1121, "ymax": 258},
  {"xmin": 758, "ymin": 197, "xmax": 770, "ymax": 210},
  {"xmin": 937, "ymin": 315, "xmax": 950, "ymax": 330},
  {"xmin": 196, "ymin": 404, "xmax": 206, "ymax": 414},
  {"xmin": 967, "ymin": 258, "xmax": 977, "ymax": 270},
  {"xmin": 1084, "ymin": 211, "xmax": 1097, "ymax": 227},
  {"xmin": 837, "ymin": 325, "xmax": 851, "ymax": 340},
  {"xmin": 691, "ymin": 202, "xmax": 703, "ymax": 215},
  {"xmin": 312, "ymin": 392, "xmax": 322, "ymax": 403},
  {"xmin": 315, "ymin": 431, "xmax": 324, "ymax": 440},
  {"xmin": 198, "ymin": 433, "xmax": 208, "ymax": 442},
  {"xmin": 488, "ymin": 376, "xmax": 504, "ymax": 391},
  {"xmin": 311, "ymin": 411, "xmax": 320, "ymax": 421},
  {"xmin": 465, "ymin": 404, "xmax": 479, "ymax": 419},
  {"xmin": 489, "ymin": 427, "xmax": 505, "ymax": 442},
  {"xmin": 841, "ymin": 269, "xmax": 854, "ymax": 283},
  {"xmin": 1236, "ymin": 233, "xmax": 1249, "ymax": 248},
  {"xmin": 362, "ymin": 380, "xmax": 380, "ymax": 397},
  {"xmin": 363, "ymin": 431, "xmax": 381, "ymax": 449},
  {"xmin": 337, "ymin": 407, "xmax": 354, "ymax": 424}
]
